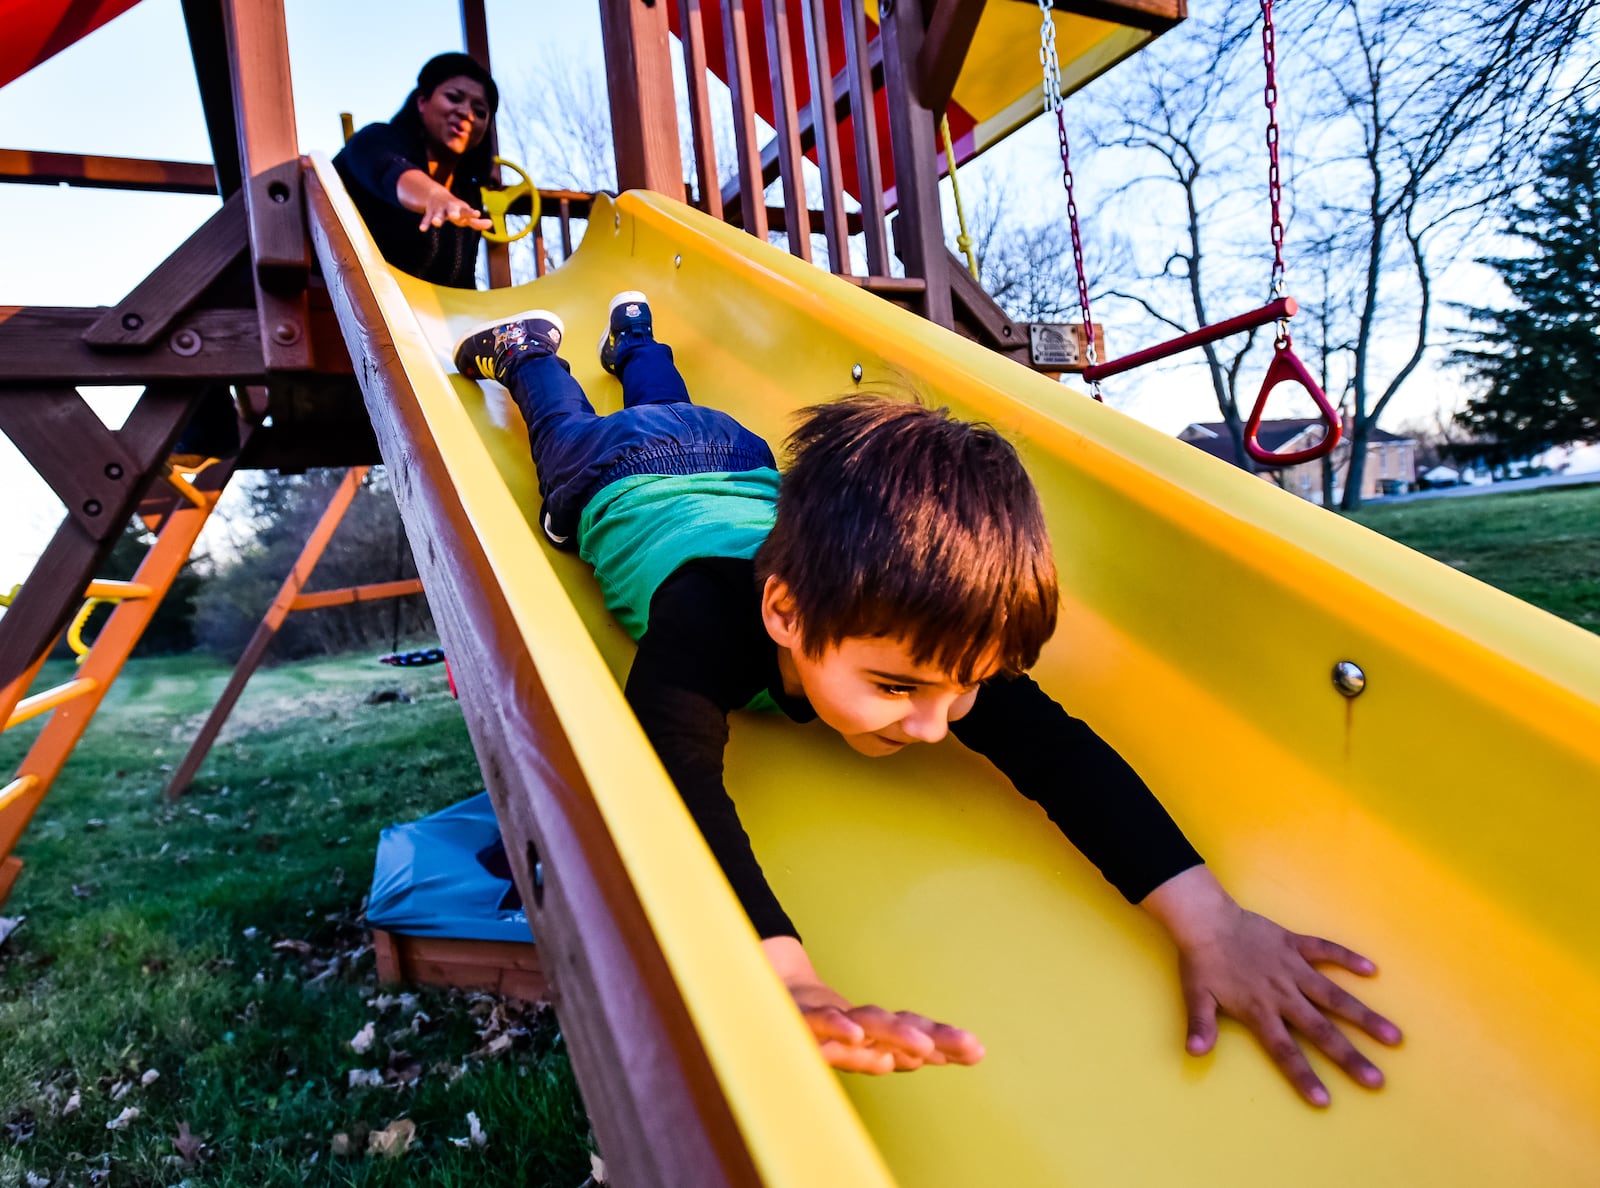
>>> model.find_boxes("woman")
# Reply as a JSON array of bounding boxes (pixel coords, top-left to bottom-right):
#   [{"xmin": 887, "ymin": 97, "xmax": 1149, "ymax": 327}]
[{"xmin": 334, "ymin": 53, "xmax": 500, "ymax": 288}]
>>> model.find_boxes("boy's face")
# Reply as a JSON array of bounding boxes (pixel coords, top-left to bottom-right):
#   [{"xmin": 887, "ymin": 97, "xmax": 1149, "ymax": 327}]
[{"xmin": 761, "ymin": 579, "xmax": 996, "ymax": 756}]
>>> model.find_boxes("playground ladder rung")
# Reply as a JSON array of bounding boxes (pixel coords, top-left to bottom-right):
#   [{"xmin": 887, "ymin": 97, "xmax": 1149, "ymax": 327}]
[
  {"xmin": 0, "ymin": 774, "xmax": 39, "ymax": 812},
  {"xmin": 4, "ymin": 678, "xmax": 100, "ymax": 732},
  {"xmin": 161, "ymin": 465, "xmax": 209, "ymax": 509},
  {"xmin": 83, "ymin": 580, "xmax": 154, "ymax": 601}
]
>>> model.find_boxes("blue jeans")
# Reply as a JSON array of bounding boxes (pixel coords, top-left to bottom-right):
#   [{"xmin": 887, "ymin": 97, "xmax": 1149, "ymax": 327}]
[{"xmin": 503, "ymin": 335, "xmax": 776, "ymax": 546}]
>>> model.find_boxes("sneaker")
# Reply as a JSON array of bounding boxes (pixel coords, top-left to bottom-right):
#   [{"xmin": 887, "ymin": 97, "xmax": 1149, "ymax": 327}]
[
  {"xmin": 597, "ymin": 291, "xmax": 653, "ymax": 376},
  {"xmin": 452, "ymin": 311, "xmax": 565, "ymax": 384}
]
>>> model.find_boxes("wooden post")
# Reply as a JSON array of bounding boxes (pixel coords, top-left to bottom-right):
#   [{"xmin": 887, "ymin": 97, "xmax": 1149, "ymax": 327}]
[
  {"xmin": 165, "ymin": 467, "xmax": 369, "ymax": 799},
  {"xmin": 460, "ymin": 0, "xmax": 514, "ymax": 288},
  {"xmin": 841, "ymin": 0, "xmax": 890, "ymax": 274},
  {"xmin": 722, "ymin": 0, "xmax": 770, "ymax": 238},
  {"xmin": 802, "ymin": 0, "xmax": 851, "ymax": 269},
  {"xmin": 597, "ymin": 0, "xmax": 686, "ymax": 198},
  {"xmin": 879, "ymin": 0, "xmax": 952, "ymax": 325},
  {"xmin": 681, "ymin": 0, "xmax": 724, "ymax": 217},
  {"xmin": 764, "ymin": 0, "xmax": 813, "ymax": 262},
  {"xmin": 221, "ymin": 0, "xmax": 313, "ymax": 370}
]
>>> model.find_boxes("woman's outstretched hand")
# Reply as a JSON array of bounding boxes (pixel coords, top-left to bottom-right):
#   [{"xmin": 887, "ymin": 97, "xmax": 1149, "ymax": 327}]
[
  {"xmin": 396, "ymin": 168, "xmax": 494, "ymax": 233},
  {"xmin": 762, "ymin": 937, "xmax": 986, "ymax": 1074},
  {"xmin": 1141, "ymin": 865, "xmax": 1403, "ymax": 1106}
]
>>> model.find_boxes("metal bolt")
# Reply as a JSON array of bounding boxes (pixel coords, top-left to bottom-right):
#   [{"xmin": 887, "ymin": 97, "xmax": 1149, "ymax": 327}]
[
  {"xmin": 1002, "ymin": 324, "xmax": 1013, "ymax": 337},
  {"xmin": 1332, "ymin": 661, "xmax": 1366, "ymax": 698},
  {"xmin": 533, "ymin": 861, "xmax": 544, "ymax": 892},
  {"xmin": 83, "ymin": 499, "xmax": 102, "ymax": 517},
  {"xmin": 121, "ymin": 313, "xmax": 143, "ymax": 331},
  {"xmin": 104, "ymin": 463, "xmax": 123, "ymax": 480},
  {"xmin": 267, "ymin": 180, "xmax": 291, "ymax": 204},
  {"xmin": 272, "ymin": 321, "xmax": 301, "ymax": 345},
  {"xmin": 673, "ymin": 254, "xmax": 682, "ymax": 268},
  {"xmin": 851, "ymin": 364, "xmax": 863, "ymax": 383},
  {"xmin": 170, "ymin": 329, "xmax": 201, "ymax": 356},
  {"xmin": 614, "ymin": 212, "xmax": 621, "ymax": 231}
]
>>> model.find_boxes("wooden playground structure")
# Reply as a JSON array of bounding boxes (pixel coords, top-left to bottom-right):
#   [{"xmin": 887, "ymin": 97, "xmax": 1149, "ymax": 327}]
[{"xmin": 7, "ymin": 2, "xmax": 1600, "ymax": 1186}]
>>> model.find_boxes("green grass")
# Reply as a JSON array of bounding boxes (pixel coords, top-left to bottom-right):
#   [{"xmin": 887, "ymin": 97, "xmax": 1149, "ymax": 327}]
[
  {"xmin": 1348, "ymin": 484, "xmax": 1600, "ymax": 634},
  {"xmin": 0, "ymin": 653, "xmax": 593, "ymax": 1186}
]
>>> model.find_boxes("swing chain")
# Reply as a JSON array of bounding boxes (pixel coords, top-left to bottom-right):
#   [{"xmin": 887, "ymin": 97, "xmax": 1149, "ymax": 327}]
[
  {"xmin": 1261, "ymin": 0, "xmax": 1287, "ymax": 302},
  {"xmin": 1037, "ymin": 0, "xmax": 1102, "ymax": 398}
]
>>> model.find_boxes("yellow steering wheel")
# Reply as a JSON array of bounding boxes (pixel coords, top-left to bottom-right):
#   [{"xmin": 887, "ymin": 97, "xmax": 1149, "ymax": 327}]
[{"xmin": 479, "ymin": 156, "xmax": 541, "ymax": 244}]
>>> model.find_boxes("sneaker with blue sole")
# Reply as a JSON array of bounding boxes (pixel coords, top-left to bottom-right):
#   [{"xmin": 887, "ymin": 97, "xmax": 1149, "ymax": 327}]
[
  {"xmin": 597, "ymin": 291, "xmax": 653, "ymax": 376},
  {"xmin": 452, "ymin": 311, "xmax": 565, "ymax": 384}
]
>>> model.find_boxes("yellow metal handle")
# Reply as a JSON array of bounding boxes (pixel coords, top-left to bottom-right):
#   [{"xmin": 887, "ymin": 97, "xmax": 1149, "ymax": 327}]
[{"xmin": 480, "ymin": 157, "xmax": 541, "ymax": 244}]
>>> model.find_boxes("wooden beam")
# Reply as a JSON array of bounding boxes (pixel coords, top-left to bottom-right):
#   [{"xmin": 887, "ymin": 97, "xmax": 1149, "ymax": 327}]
[
  {"xmin": 221, "ymin": 0, "xmax": 312, "ymax": 370},
  {"xmin": 288, "ymin": 578, "xmax": 424, "ymax": 612},
  {"xmin": 0, "ymin": 390, "xmax": 142, "ymax": 537},
  {"xmin": 0, "ymin": 149, "xmax": 217, "ymax": 195},
  {"xmin": 721, "ymin": 0, "xmax": 769, "ymax": 239},
  {"xmin": 307, "ymin": 167, "xmax": 759, "ymax": 1188},
  {"xmin": 945, "ymin": 249, "xmax": 1028, "ymax": 359},
  {"xmin": 460, "ymin": 0, "xmax": 512, "ymax": 288},
  {"xmin": 880, "ymin": 0, "xmax": 953, "ymax": 325},
  {"xmin": 83, "ymin": 192, "xmax": 248, "ymax": 348},
  {"xmin": 0, "ymin": 388, "xmax": 208, "ymax": 691},
  {"xmin": 597, "ymin": 0, "xmax": 687, "ymax": 198},
  {"xmin": 802, "ymin": 0, "xmax": 852, "ymax": 268},
  {"xmin": 1039, "ymin": 0, "xmax": 1185, "ymax": 33},
  {"xmin": 181, "ymin": 0, "xmax": 243, "ymax": 196},
  {"xmin": 0, "ymin": 307, "xmax": 262, "ymax": 383},
  {"xmin": 916, "ymin": 0, "xmax": 987, "ymax": 114},
  {"xmin": 765, "ymin": 0, "xmax": 813, "ymax": 262},
  {"xmin": 0, "ymin": 307, "xmax": 263, "ymax": 385},
  {"xmin": 841, "ymin": 0, "xmax": 890, "ymax": 273}
]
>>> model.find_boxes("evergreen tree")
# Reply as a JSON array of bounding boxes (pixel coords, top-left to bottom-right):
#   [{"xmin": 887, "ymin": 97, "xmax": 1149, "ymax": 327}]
[{"xmin": 1454, "ymin": 112, "xmax": 1600, "ymax": 461}]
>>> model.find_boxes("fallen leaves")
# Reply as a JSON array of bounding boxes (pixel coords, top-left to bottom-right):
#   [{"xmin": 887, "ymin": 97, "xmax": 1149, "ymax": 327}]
[
  {"xmin": 173, "ymin": 1120, "xmax": 205, "ymax": 1165},
  {"xmin": 449, "ymin": 1110, "xmax": 488, "ymax": 1149},
  {"xmin": 105, "ymin": 1106, "xmax": 140, "ymax": 1131},
  {"xmin": 0, "ymin": 916, "xmax": 23, "ymax": 947},
  {"xmin": 349, "ymin": 1021, "xmax": 376, "ymax": 1054},
  {"xmin": 366, "ymin": 1117, "xmax": 415, "ymax": 1159}
]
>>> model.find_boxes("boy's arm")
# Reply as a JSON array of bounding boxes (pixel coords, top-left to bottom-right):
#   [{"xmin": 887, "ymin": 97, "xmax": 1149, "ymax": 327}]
[
  {"xmin": 952, "ymin": 675, "xmax": 1401, "ymax": 1104},
  {"xmin": 627, "ymin": 565, "xmax": 983, "ymax": 1072}
]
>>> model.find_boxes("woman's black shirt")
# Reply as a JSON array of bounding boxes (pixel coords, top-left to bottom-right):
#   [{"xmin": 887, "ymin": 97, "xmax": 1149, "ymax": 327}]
[{"xmin": 333, "ymin": 121, "xmax": 482, "ymax": 288}]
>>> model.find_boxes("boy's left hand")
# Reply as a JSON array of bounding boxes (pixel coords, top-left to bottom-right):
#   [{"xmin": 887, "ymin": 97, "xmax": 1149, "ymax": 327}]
[{"xmin": 1141, "ymin": 865, "xmax": 1403, "ymax": 1107}]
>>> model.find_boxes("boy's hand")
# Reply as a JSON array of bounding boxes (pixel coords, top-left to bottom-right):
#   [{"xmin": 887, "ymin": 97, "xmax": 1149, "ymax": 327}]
[
  {"xmin": 1141, "ymin": 865, "xmax": 1403, "ymax": 1107},
  {"xmin": 761, "ymin": 937, "xmax": 986, "ymax": 1074}
]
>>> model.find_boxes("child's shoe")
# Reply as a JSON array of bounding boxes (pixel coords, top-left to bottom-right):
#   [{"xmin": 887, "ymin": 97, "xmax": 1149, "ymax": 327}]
[
  {"xmin": 452, "ymin": 311, "xmax": 565, "ymax": 383},
  {"xmin": 597, "ymin": 291, "xmax": 653, "ymax": 376}
]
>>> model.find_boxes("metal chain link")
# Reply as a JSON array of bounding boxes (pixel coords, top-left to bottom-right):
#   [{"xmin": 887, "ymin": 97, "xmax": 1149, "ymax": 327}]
[
  {"xmin": 1261, "ymin": 0, "xmax": 1288, "ymax": 336},
  {"xmin": 1038, "ymin": 0, "xmax": 1102, "ymax": 397}
]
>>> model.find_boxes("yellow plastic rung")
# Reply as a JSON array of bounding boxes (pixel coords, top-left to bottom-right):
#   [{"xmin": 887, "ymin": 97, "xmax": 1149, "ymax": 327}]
[
  {"xmin": 83, "ymin": 581, "xmax": 153, "ymax": 601},
  {"xmin": 0, "ymin": 774, "xmax": 39, "ymax": 812},
  {"xmin": 4, "ymin": 678, "xmax": 100, "ymax": 731},
  {"xmin": 162, "ymin": 464, "xmax": 208, "ymax": 509}
]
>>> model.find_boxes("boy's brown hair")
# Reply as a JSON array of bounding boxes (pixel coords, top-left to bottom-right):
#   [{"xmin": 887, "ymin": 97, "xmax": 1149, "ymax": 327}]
[{"xmin": 755, "ymin": 395, "xmax": 1058, "ymax": 681}]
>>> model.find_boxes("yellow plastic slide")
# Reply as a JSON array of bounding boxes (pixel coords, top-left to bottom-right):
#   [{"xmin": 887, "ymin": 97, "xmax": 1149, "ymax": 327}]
[{"xmin": 306, "ymin": 154, "xmax": 1600, "ymax": 1186}]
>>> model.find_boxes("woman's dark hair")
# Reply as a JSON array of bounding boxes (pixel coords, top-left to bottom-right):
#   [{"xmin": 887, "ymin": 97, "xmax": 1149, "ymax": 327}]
[
  {"xmin": 755, "ymin": 395, "xmax": 1059, "ymax": 682},
  {"xmin": 389, "ymin": 53, "xmax": 499, "ymax": 190}
]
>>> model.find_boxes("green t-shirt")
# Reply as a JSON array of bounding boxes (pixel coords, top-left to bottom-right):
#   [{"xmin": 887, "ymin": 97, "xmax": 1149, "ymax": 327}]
[{"xmin": 577, "ymin": 468, "xmax": 781, "ymax": 641}]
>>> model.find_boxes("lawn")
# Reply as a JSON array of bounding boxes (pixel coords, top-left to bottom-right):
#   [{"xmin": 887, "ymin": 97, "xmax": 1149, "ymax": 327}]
[
  {"xmin": 1349, "ymin": 484, "xmax": 1600, "ymax": 635},
  {"xmin": 0, "ymin": 653, "xmax": 594, "ymax": 1187}
]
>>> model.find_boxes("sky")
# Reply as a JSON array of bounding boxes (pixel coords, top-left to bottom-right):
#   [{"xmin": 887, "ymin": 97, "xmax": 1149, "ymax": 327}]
[{"xmin": 0, "ymin": 0, "xmax": 1567, "ymax": 582}]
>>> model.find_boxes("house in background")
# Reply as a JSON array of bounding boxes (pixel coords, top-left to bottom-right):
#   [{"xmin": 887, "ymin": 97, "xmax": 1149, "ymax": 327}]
[{"xmin": 1178, "ymin": 419, "xmax": 1418, "ymax": 505}]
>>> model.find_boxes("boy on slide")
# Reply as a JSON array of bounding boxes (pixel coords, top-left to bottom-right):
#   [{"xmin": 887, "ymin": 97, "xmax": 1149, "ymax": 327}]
[{"xmin": 452, "ymin": 295, "xmax": 1402, "ymax": 1101}]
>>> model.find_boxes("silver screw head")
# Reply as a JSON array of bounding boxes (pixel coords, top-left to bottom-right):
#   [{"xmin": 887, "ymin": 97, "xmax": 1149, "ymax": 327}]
[
  {"xmin": 1332, "ymin": 660, "xmax": 1366, "ymax": 697},
  {"xmin": 673, "ymin": 254, "xmax": 682, "ymax": 268},
  {"xmin": 851, "ymin": 364, "xmax": 863, "ymax": 383}
]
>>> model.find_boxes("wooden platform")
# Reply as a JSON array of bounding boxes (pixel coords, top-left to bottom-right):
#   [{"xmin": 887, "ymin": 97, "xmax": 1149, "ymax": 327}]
[{"xmin": 370, "ymin": 928, "xmax": 547, "ymax": 1003}]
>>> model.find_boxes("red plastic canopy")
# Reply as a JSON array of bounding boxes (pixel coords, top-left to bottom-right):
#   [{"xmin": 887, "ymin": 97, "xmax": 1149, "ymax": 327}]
[{"xmin": 0, "ymin": 0, "xmax": 145, "ymax": 91}]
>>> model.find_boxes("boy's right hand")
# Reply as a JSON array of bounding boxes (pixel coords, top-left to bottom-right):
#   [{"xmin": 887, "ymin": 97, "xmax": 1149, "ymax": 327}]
[{"xmin": 762, "ymin": 937, "xmax": 986, "ymax": 1074}]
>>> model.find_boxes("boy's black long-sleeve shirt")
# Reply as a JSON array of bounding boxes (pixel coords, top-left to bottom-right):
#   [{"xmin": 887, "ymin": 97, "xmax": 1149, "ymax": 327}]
[{"xmin": 625, "ymin": 557, "xmax": 1204, "ymax": 940}]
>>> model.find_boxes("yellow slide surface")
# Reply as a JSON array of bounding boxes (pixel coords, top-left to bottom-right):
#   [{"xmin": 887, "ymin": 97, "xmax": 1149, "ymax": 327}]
[{"xmin": 308, "ymin": 156, "xmax": 1600, "ymax": 1186}]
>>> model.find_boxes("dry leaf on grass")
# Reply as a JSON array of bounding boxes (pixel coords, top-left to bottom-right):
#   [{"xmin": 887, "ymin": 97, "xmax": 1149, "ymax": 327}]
[
  {"xmin": 349, "ymin": 1021, "xmax": 375, "ymax": 1054},
  {"xmin": 347, "ymin": 1068, "xmax": 383, "ymax": 1089},
  {"xmin": 173, "ymin": 1120, "xmax": 204, "ymax": 1165},
  {"xmin": 591, "ymin": 1152, "xmax": 608, "ymax": 1184},
  {"xmin": 449, "ymin": 1111, "xmax": 488, "ymax": 1149},
  {"xmin": 469, "ymin": 1032, "xmax": 513, "ymax": 1060},
  {"xmin": 367, "ymin": 1117, "xmax": 415, "ymax": 1159},
  {"xmin": 106, "ymin": 1106, "xmax": 140, "ymax": 1130},
  {"xmin": 0, "ymin": 916, "xmax": 24, "ymax": 946},
  {"xmin": 61, "ymin": 1091, "xmax": 81, "ymax": 1118},
  {"xmin": 140, "ymin": 1069, "xmax": 160, "ymax": 1087}
]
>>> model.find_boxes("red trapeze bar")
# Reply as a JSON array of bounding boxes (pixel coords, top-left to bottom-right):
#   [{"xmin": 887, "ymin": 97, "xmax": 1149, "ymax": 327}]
[{"xmin": 1081, "ymin": 297, "xmax": 1298, "ymax": 383}]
